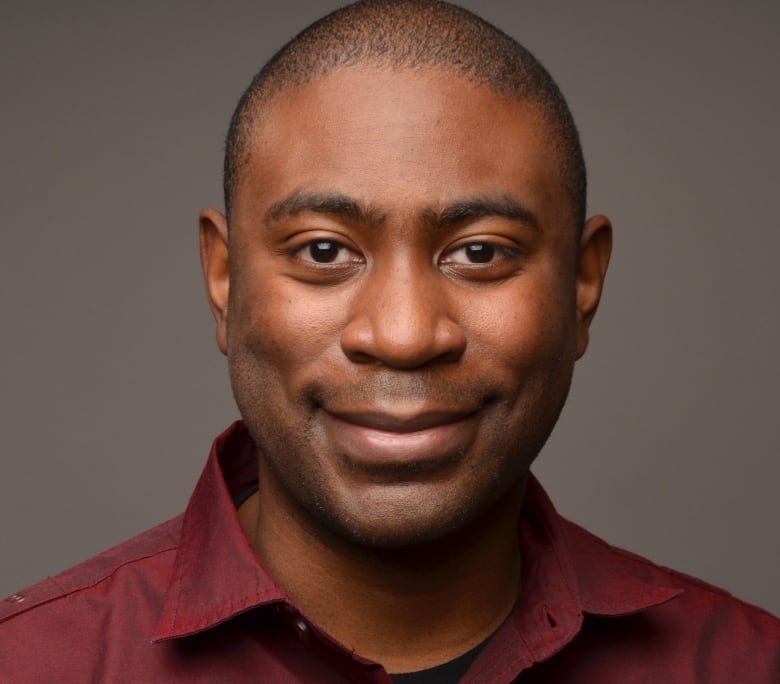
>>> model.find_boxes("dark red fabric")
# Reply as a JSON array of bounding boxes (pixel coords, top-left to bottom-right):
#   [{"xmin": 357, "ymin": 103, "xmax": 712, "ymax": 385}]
[{"xmin": 2, "ymin": 421, "xmax": 778, "ymax": 682}]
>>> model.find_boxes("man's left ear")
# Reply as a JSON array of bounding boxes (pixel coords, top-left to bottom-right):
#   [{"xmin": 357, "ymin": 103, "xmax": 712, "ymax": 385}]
[{"xmin": 575, "ymin": 214, "xmax": 612, "ymax": 359}]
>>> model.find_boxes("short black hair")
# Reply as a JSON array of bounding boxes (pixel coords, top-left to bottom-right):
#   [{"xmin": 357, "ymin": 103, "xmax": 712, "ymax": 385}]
[{"xmin": 223, "ymin": 0, "xmax": 586, "ymax": 228}]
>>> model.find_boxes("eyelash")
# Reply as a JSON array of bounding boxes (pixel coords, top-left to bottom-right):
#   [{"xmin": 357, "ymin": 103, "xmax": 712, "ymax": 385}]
[
  {"xmin": 290, "ymin": 237, "xmax": 524, "ymax": 284},
  {"xmin": 296, "ymin": 239, "xmax": 361, "ymax": 265},
  {"xmin": 441, "ymin": 242, "xmax": 521, "ymax": 266},
  {"xmin": 294, "ymin": 239, "xmax": 519, "ymax": 261}
]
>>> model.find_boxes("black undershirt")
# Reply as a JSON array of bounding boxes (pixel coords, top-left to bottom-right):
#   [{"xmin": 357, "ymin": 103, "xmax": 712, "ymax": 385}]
[
  {"xmin": 389, "ymin": 637, "xmax": 488, "ymax": 683},
  {"xmin": 233, "ymin": 485, "xmax": 489, "ymax": 682},
  {"xmin": 233, "ymin": 484, "xmax": 259, "ymax": 509}
]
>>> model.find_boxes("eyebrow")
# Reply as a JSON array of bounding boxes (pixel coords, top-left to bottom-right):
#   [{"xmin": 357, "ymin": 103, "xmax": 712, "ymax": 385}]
[
  {"xmin": 266, "ymin": 190, "xmax": 385, "ymax": 225},
  {"xmin": 432, "ymin": 194, "xmax": 539, "ymax": 232},
  {"xmin": 266, "ymin": 189, "xmax": 539, "ymax": 232}
]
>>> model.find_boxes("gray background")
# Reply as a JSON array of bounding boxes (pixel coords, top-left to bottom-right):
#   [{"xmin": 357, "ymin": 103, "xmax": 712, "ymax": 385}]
[{"xmin": 1, "ymin": 1, "xmax": 778, "ymax": 614}]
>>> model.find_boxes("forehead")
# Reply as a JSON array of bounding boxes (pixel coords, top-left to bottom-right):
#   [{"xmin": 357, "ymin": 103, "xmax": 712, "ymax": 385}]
[{"xmin": 234, "ymin": 66, "xmax": 567, "ymax": 226}]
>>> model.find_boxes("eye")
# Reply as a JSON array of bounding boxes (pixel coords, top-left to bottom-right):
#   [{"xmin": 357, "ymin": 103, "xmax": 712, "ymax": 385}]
[
  {"xmin": 443, "ymin": 241, "xmax": 516, "ymax": 265},
  {"xmin": 439, "ymin": 239, "xmax": 524, "ymax": 281},
  {"xmin": 297, "ymin": 239, "xmax": 360, "ymax": 265},
  {"xmin": 460, "ymin": 243, "xmax": 495, "ymax": 263}
]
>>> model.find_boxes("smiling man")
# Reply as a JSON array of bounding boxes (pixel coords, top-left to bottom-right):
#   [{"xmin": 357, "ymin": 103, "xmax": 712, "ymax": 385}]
[{"xmin": 2, "ymin": 1, "xmax": 778, "ymax": 682}]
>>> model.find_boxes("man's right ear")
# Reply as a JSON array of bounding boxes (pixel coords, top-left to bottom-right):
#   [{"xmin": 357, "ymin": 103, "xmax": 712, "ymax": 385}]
[{"xmin": 199, "ymin": 208, "xmax": 230, "ymax": 355}]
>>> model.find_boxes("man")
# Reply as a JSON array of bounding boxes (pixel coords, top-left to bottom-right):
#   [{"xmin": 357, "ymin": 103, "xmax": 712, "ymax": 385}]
[{"xmin": 2, "ymin": 1, "xmax": 778, "ymax": 681}]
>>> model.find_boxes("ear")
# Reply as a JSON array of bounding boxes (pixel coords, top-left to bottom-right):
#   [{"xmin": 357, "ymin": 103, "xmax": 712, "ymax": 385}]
[
  {"xmin": 199, "ymin": 208, "xmax": 230, "ymax": 355},
  {"xmin": 575, "ymin": 214, "xmax": 612, "ymax": 359}
]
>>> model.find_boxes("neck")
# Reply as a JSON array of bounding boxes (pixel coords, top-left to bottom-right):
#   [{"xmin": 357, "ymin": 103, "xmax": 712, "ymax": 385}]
[{"xmin": 239, "ymin": 476, "xmax": 527, "ymax": 673}]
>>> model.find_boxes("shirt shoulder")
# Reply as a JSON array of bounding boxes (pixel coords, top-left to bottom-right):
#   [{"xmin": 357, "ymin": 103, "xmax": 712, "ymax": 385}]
[
  {"xmin": 0, "ymin": 514, "xmax": 182, "ymax": 626},
  {"xmin": 557, "ymin": 515, "xmax": 780, "ymax": 681},
  {"xmin": 570, "ymin": 514, "xmax": 777, "ymax": 617}
]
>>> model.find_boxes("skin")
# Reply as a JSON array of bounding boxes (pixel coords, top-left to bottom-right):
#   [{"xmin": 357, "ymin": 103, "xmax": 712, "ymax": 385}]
[{"xmin": 200, "ymin": 66, "xmax": 611, "ymax": 672}]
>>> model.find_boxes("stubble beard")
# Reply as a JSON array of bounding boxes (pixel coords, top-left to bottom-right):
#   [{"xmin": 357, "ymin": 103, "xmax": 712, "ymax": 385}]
[{"xmin": 229, "ymin": 350, "xmax": 574, "ymax": 553}]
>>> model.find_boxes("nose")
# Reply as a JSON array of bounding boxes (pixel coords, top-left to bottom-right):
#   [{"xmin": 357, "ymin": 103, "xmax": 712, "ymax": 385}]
[{"xmin": 340, "ymin": 259, "xmax": 467, "ymax": 368}]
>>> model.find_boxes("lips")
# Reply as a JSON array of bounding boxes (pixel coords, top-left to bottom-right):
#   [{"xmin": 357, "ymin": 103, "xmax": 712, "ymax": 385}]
[
  {"xmin": 330, "ymin": 408, "xmax": 476, "ymax": 432},
  {"xmin": 322, "ymin": 407, "xmax": 480, "ymax": 471}
]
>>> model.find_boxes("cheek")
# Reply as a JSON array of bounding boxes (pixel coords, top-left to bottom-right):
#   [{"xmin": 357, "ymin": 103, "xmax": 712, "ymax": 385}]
[
  {"xmin": 228, "ymin": 265, "xmax": 346, "ymax": 387},
  {"xmin": 463, "ymin": 271, "xmax": 576, "ymax": 374}
]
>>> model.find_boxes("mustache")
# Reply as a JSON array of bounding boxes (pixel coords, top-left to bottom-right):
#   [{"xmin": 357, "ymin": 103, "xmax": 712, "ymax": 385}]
[{"xmin": 303, "ymin": 372, "xmax": 499, "ymax": 408}]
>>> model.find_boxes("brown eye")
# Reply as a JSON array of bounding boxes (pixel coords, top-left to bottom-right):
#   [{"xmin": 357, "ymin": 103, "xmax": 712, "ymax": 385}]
[
  {"xmin": 464, "ymin": 243, "xmax": 495, "ymax": 263},
  {"xmin": 295, "ymin": 238, "xmax": 362, "ymax": 266},
  {"xmin": 308, "ymin": 240, "xmax": 340, "ymax": 263},
  {"xmin": 440, "ymin": 240, "xmax": 523, "ymax": 281},
  {"xmin": 445, "ymin": 242, "xmax": 504, "ymax": 265}
]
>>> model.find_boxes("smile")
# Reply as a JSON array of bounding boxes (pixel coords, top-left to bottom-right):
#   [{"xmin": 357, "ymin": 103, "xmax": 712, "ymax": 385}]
[{"xmin": 322, "ymin": 408, "xmax": 481, "ymax": 470}]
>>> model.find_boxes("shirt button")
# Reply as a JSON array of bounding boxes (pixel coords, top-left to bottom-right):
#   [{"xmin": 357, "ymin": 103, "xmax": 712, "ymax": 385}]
[
  {"xmin": 5, "ymin": 593, "xmax": 25, "ymax": 603},
  {"xmin": 294, "ymin": 619, "xmax": 309, "ymax": 635}
]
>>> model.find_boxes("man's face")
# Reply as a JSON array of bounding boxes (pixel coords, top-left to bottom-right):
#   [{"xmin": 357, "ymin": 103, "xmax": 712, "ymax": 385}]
[{"xmin": 202, "ymin": 66, "xmax": 609, "ymax": 548}]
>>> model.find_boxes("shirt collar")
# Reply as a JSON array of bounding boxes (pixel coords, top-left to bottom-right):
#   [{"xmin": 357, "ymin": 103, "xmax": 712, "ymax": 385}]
[
  {"xmin": 495, "ymin": 476, "xmax": 683, "ymax": 669},
  {"xmin": 153, "ymin": 421, "xmax": 682, "ymax": 651},
  {"xmin": 152, "ymin": 422, "xmax": 286, "ymax": 641}
]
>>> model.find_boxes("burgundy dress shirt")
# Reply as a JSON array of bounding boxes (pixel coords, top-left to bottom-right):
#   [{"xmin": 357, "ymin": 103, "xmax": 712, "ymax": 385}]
[{"xmin": 2, "ymin": 421, "xmax": 778, "ymax": 682}]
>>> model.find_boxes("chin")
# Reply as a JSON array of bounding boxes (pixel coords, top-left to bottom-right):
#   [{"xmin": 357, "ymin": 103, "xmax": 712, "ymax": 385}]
[{"xmin": 304, "ymin": 477, "xmax": 515, "ymax": 552}]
